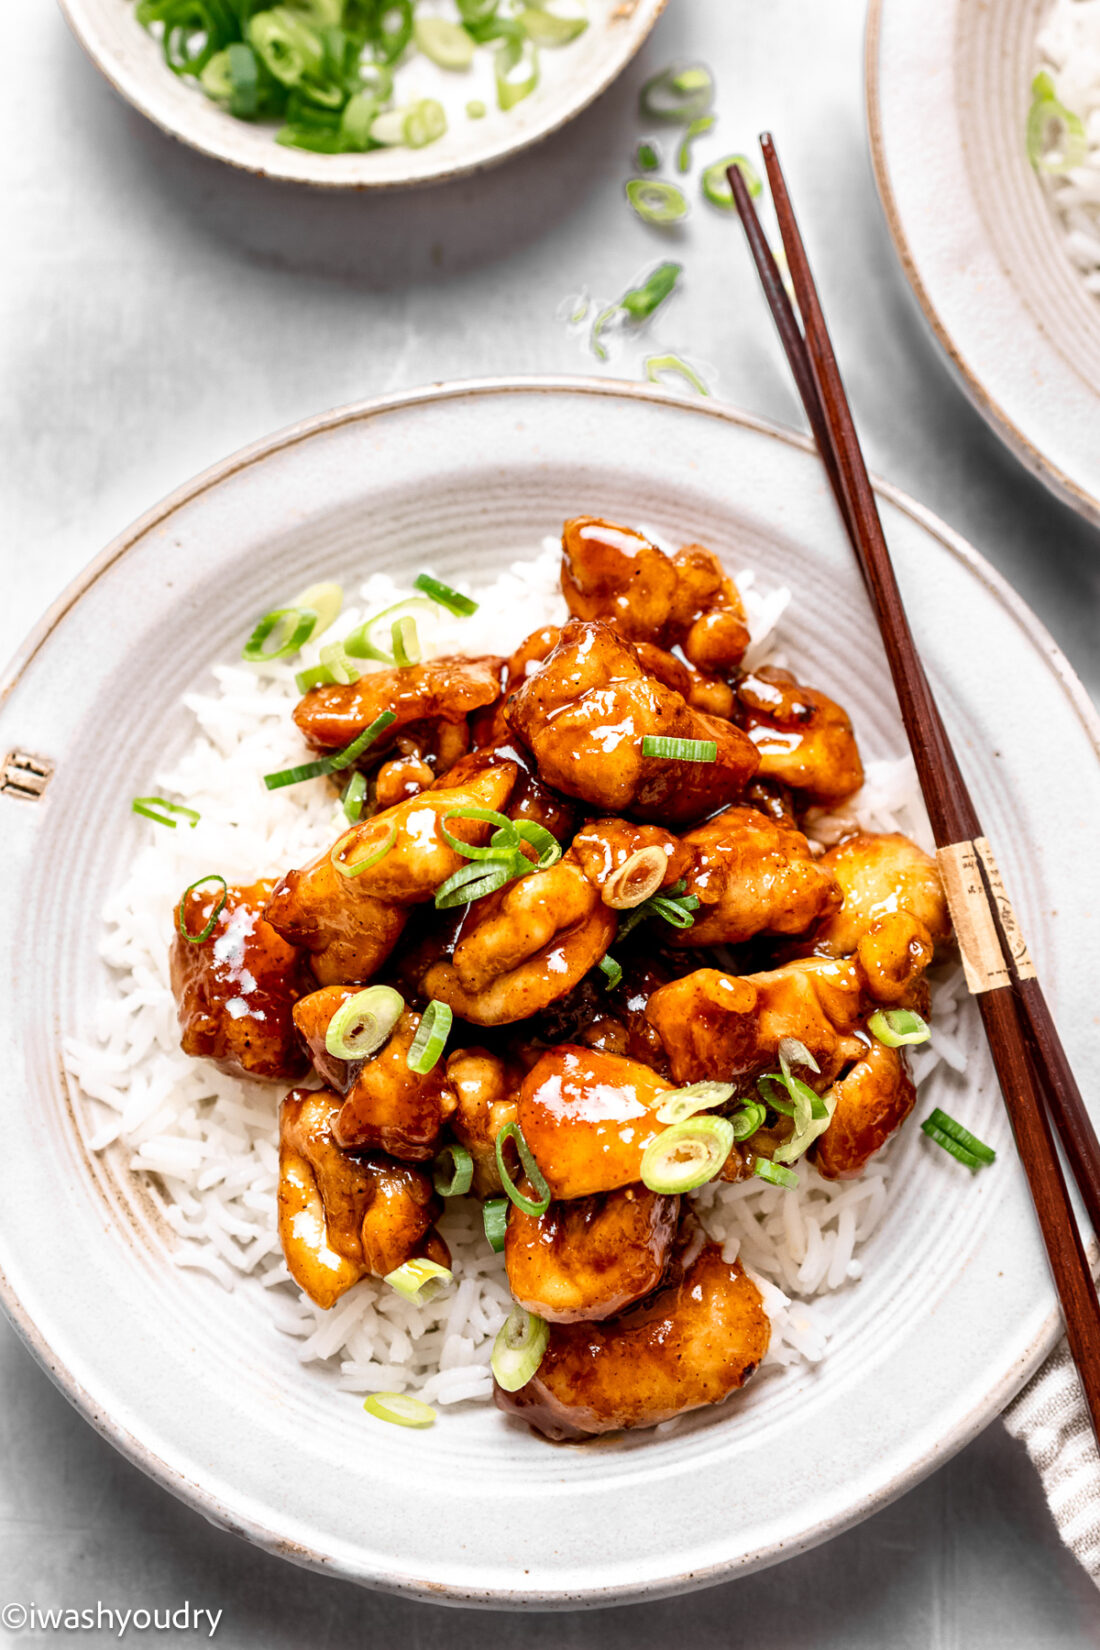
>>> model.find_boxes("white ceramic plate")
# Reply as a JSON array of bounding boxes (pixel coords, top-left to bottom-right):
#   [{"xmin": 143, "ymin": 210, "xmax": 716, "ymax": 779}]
[
  {"xmin": 867, "ymin": 0, "xmax": 1100, "ymax": 526},
  {"xmin": 1, "ymin": 380, "xmax": 1097, "ymax": 1607},
  {"xmin": 58, "ymin": 0, "xmax": 666, "ymax": 189}
]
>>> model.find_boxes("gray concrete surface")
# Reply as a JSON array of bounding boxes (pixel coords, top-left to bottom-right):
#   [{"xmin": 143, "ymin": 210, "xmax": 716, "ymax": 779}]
[{"xmin": 2, "ymin": 0, "xmax": 1099, "ymax": 1642}]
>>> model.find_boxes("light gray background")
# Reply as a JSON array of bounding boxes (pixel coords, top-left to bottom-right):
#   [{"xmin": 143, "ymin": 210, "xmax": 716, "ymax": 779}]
[{"xmin": 3, "ymin": 0, "xmax": 1100, "ymax": 1644}]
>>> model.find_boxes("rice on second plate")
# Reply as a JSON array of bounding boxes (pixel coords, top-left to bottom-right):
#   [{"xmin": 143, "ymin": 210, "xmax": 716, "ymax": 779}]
[
  {"xmin": 1034, "ymin": 0, "xmax": 1100, "ymax": 296},
  {"xmin": 63, "ymin": 539, "xmax": 964, "ymax": 1411}
]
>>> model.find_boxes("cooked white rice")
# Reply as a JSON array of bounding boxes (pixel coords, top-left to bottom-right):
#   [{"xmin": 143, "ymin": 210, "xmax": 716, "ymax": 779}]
[
  {"xmin": 64, "ymin": 539, "xmax": 962, "ymax": 1411},
  {"xmin": 1035, "ymin": 0, "xmax": 1100, "ymax": 296}
]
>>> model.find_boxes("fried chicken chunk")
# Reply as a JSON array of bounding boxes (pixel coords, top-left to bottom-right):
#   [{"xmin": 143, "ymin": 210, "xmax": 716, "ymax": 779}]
[
  {"xmin": 812, "ymin": 1040, "xmax": 916, "ymax": 1180},
  {"xmin": 736, "ymin": 666, "xmax": 863, "ymax": 806},
  {"xmin": 170, "ymin": 879, "xmax": 308, "ymax": 1082},
  {"xmin": 495, "ymin": 1241, "xmax": 769, "ymax": 1439},
  {"xmin": 670, "ymin": 806, "xmax": 840, "ymax": 947},
  {"xmin": 277, "ymin": 1089, "xmax": 448, "ymax": 1309},
  {"xmin": 446, "ymin": 1048, "xmax": 520, "ymax": 1196},
  {"xmin": 332, "ymin": 1008, "xmax": 458, "ymax": 1162},
  {"xmin": 808, "ymin": 832, "xmax": 950, "ymax": 957},
  {"xmin": 561, "ymin": 517, "xmax": 751, "ymax": 673},
  {"xmin": 567, "ymin": 817, "xmax": 692, "ymax": 908},
  {"xmin": 505, "ymin": 1187, "xmax": 679, "ymax": 1324},
  {"xmin": 506, "ymin": 619, "xmax": 759, "ymax": 825},
  {"xmin": 292, "ymin": 655, "xmax": 504, "ymax": 754},
  {"xmin": 516, "ymin": 1045, "xmax": 671, "ymax": 1200}
]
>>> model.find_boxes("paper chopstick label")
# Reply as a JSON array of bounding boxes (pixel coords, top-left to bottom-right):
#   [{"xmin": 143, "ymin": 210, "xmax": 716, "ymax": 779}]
[
  {"xmin": 973, "ymin": 836, "xmax": 1038, "ymax": 983},
  {"xmin": 936, "ymin": 839, "xmax": 1013, "ymax": 995}
]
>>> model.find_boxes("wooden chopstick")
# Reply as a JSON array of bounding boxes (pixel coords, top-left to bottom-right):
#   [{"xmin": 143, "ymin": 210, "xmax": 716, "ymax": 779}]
[{"xmin": 728, "ymin": 142, "xmax": 1100, "ymax": 1440}]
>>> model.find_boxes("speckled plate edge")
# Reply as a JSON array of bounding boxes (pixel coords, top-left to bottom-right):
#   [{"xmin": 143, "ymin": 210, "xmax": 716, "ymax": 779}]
[{"xmin": 1, "ymin": 377, "xmax": 1097, "ymax": 1608}]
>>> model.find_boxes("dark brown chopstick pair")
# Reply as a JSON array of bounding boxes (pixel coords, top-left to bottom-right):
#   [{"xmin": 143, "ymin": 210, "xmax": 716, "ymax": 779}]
[{"xmin": 728, "ymin": 139, "xmax": 1100, "ymax": 1441}]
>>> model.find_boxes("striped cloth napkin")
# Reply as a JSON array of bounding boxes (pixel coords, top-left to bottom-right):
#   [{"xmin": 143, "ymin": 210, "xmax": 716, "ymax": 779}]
[{"xmin": 1004, "ymin": 1338, "xmax": 1100, "ymax": 1581}]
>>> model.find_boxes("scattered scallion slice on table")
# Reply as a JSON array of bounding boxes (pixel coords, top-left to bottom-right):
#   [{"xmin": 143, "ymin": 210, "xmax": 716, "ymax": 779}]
[
  {"xmin": 591, "ymin": 261, "xmax": 682, "ymax": 361},
  {"xmin": 677, "ymin": 114, "xmax": 715, "ymax": 173},
  {"xmin": 641, "ymin": 1116, "xmax": 734, "ymax": 1194},
  {"xmin": 644, "ymin": 354, "xmax": 710, "ymax": 396},
  {"xmin": 495, "ymin": 1120, "xmax": 552, "ymax": 1216},
  {"xmin": 491, "ymin": 1306, "xmax": 549, "ymax": 1391},
  {"xmin": 635, "ymin": 139, "xmax": 660, "ymax": 171},
  {"xmin": 384, "ymin": 1257, "xmax": 454, "ymax": 1305},
  {"xmin": 868, "ymin": 1008, "xmax": 931, "ymax": 1048},
  {"xmin": 325, "ymin": 985, "xmax": 405, "ymax": 1060},
  {"xmin": 406, "ymin": 999, "xmax": 453, "ymax": 1075},
  {"xmin": 625, "ymin": 178, "xmax": 690, "ymax": 226},
  {"xmin": 363, "ymin": 1392, "xmax": 436, "ymax": 1429},
  {"xmin": 639, "ymin": 63, "xmax": 714, "ymax": 124},
  {"xmin": 922, "ymin": 1108, "xmax": 996, "ymax": 1170},
  {"xmin": 132, "ymin": 796, "xmax": 200, "ymax": 829},
  {"xmin": 176, "ymin": 874, "xmax": 228, "ymax": 945},
  {"xmin": 701, "ymin": 153, "xmax": 763, "ymax": 210}
]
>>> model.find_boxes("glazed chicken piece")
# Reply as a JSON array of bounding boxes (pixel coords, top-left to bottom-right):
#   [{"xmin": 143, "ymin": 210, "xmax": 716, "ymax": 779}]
[
  {"xmin": 736, "ymin": 666, "xmax": 863, "ymax": 806},
  {"xmin": 561, "ymin": 517, "xmax": 751, "ymax": 674},
  {"xmin": 332, "ymin": 1007, "xmax": 458, "ymax": 1162},
  {"xmin": 516, "ymin": 1045, "xmax": 672, "ymax": 1200},
  {"xmin": 495, "ymin": 1240, "xmax": 770, "ymax": 1439},
  {"xmin": 170, "ymin": 879, "xmax": 309, "ymax": 1082},
  {"xmin": 292, "ymin": 655, "xmax": 503, "ymax": 756},
  {"xmin": 442, "ymin": 742, "xmax": 577, "ymax": 842},
  {"xmin": 278, "ymin": 1088, "xmax": 448, "ymax": 1309},
  {"xmin": 446, "ymin": 1048, "xmax": 520, "ymax": 1196},
  {"xmin": 292, "ymin": 984, "xmax": 361, "ymax": 1090},
  {"xmin": 505, "ymin": 1186, "xmax": 680, "ymax": 1324},
  {"xmin": 635, "ymin": 641, "xmax": 735, "ymax": 720},
  {"xmin": 506, "ymin": 619, "xmax": 759, "ymax": 826},
  {"xmin": 670, "ymin": 806, "xmax": 840, "ymax": 947},
  {"xmin": 806, "ymin": 832, "xmax": 950, "ymax": 958},
  {"xmin": 413, "ymin": 859, "xmax": 617, "ymax": 1026},
  {"xmin": 264, "ymin": 763, "xmax": 515, "ymax": 985},
  {"xmin": 812, "ymin": 1040, "xmax": 915, "ymax": 1180},
  {"xmin": 567, "ymin": 818, "xmax": 692, "ymax": 909},
  {"xmin": 373, "ymin": 753, "xmax": 436, "ymax": 809}
]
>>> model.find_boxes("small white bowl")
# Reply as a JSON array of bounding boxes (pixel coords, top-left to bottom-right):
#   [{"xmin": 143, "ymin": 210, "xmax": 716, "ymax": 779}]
[
  {"xmin": 58, "ymin": 0, "xmax": 667, "ymax": 189},
  {"xmin": 868, "ymin": 0, "xmax": 1100, "ymax": 525}
]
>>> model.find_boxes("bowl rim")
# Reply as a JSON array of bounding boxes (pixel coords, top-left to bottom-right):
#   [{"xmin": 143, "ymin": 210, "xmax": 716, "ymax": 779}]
[
  {"xmin": 2, "ymin": 375, "xmax": 1097, "ymax": 1606},
  {"xmin": 864, "ymin": 0, "xmax": 1100, "ymax": 528},
  {"xmin": 55, "ymin": 0, "xmax": 668, "ymax": 192}
]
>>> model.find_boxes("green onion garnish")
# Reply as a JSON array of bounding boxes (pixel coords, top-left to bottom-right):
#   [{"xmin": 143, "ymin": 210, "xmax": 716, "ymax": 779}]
[
  {"xmin": 677, "ymin": 113, "xmax": 714, "ymax": 173},
  {"xmin": 1027, "ymin": 71, "xmax": 1088, "ymax": 174},
  {"xmin": 922, "ymin": 1108, "xmax": 996, "ymax": 1169},
  {"xmin": 641, "ymin": 1115, "xmax": 733, "ymax": 1194},
  {"xmin": 482, "ymin": 1196, "xmax": 508, "ymax": 1252},
  {"xmin": 758, "ymin": 1037, "xmax": 834, "ymax": 1166},
  {"xmin": 262, "ymin": 709, "xmax": 396, "ymax": 791},
  {"xmin": 519, "ymin": 6, "xmax": 587, "ymax": 45},
  {"xmin": 495, "ymin": 1120, "xmax": 552, "ymax": 1217},
  {"xmin": 434, "ymin": 858, "xmax": 521, "ymax": 908},
  {"xmin": 753, "ymin": 1158, "xmax": 799, "ymax": 1190},
  {"xmin": 617, "ymin": 877, "xmax": 699, "ymax": 939},
  {"xmin": 176, "ymin": 874, "xmax": 228, "ymax": 946},
  {"xmin": 132, "ymin": 796, "xmax": 200, "ymax": 829},
  {"xmin": 406, "ymin": 99, "xmax": 448, "ymax": 149},
  {"xmin": 597, "ymin": 953, "xmax": 623, "ymax": 989},
  {"xmin": 317, "ymin": 641, "xmax": 361, "ymax": 686},
  {"xmin": 591, "ymin": 261, "xmax": 682, "ymax": 361},
  {"xmin": 432, "ymin": 1144, "xmax": 474, "ymax": 1198},
  {"xmin": 868, "ymin": 1008, "xmax": 931, "ymax": 1048},
  {"xmin": 641, "ymin": 734, "xmax": 716, "ymax": 762},
  {"xmin": 384, "ymin": 1257, "xmax": 454, "ymax": 1305},
  {"xmin": 655, "ymin": 1081, "xmax": 734, "ymax": 1126},
  {"xmin": 702, "ymin": 154, "xmax": 763, "ymax": 210},
  {"xmin": 363, "ymin": 1392, "xmax": 436, "ymax": 1429},
  {"xmin": 241, "ymin": 605, "xmax": 318, "ymax": 663},
  {"xmin": 341, "ymin": 770, "xmax": 367, "ymax": 824},
  {"xmin": 325, "ymin": 984, "xmax": 404, "ymax": 1061},
  {"xmin": 467, "ymin": 99, "xmax": 487, "ymax": 119},
  {"xmin": 626, "ymin": 178, "xmax": 690, "ymax": 225},
  {"xmin": 731, "ymin": 1100, "xmax": 767, "ymax": 1141},
  {"xmin": 406, "ymin": 999, "xmax": 453, "ymax": 1075},
  {"xmin": 390, "ymin": 616, "xmax": 421, "ymax": 669},
  {"xmin": 636, "ymin": 140, "xmax": 661, "ymax": 171},
  {"xmin": 644, "ymin": 354, "xmax": 710, "ymax": 396},
  {"xmin": 639, "ymin": 63, "xmax": 714, "ymax": 124},
  {"xmin": 413, "ymin": 16, "xmax": 474, "ymax": 69},
  {"xmin": 292, "ymin": 581, "xmax": 343, "ymax": 636},
  {"xmin": 495, "ymin": 32, "xmax": 539, "ymax": 110},
  {"xmin": 434, "ymin": 809, "xmax": 560, "ymax": 909},
  {"xmin": 491, "ymin": 1306, "xmax": 549, "ymax": 1391},
  {"xmin": 413, "ymin": 573, "xmax": 479, "ymax": 616}
]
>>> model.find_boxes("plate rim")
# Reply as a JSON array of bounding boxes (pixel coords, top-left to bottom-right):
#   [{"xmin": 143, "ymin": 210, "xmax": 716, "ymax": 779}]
[
  {"xmin": 56, "ymin": 0, "xmax": 668, "ymax": 192},
  {"xmin": 864, "ymin": 0, "xmax": 1100, "ymax": 528},
  {"xmin": 2, "ymin": 375, "xmax": 1097, "ymax": 1606}
]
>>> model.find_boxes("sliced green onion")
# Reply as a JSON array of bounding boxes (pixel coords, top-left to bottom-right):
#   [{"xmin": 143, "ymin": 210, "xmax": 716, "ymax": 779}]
[
  {"xmin": 495, "ymin": 33, "xmax": 539, "ymax": 110},
  {"xmin": 641, "ymin": 1115, "xmax": 733, "ymax": 1194},
  {"xmin": 920, "ymin": 1123, "xmax": 982, "ymax": 1169},
  {"xmin": 597, "ymin": 953, "xmax": 623, "ymax": 989},
  {"xmin": 591, "ymin": 261, "xmax": 682, "ymax": 361},
  {"xmin": 263, "ymin": 710, "xmax": 396, "ymax": 791},
  {"xmin": 405, "ymin": 99, "xmax": 447, "ymax": 149},
  {"xmin": 868, "ymin": 1008, "xmax": 931, "ymax": 1048},
  {"xmin": 341, "ymin": 91, "xmax": 383, "ymax": 153},
  {"xmin": 341, "ymin": 770, "xmax": 367, "ymax": 824},
  {"xmin": 518, "ymin": 6, "xmax": 586, "ymax": 46},
  {"xmin": 325, "ymin": 984, "xmax": 404, "ymax": 1060},
  {"xmin": 491, "ymin": 1306, "xmax": 549, "ymax": 1391},
  {"xmin": 132, "ymin": 796, "xmax": 200, "ymax": 829},
  {"xmin": 384, "ymin": 1257, "xmax": 454, "ymax": 1305},
  {"xmin": 511, "ymin": 818, "xmax": 562, "ymax": 867},
  {"xmin": 655, "ymin": 1081, "xmax": 734, "ymax": 1126},
  {"xmin": 413, "ymin": 572, "xmax": 479, "ymax": 615},
  {"xmin": 363, "ymin": 1391, "xmax": 436, "ymax": 1428},
  {"xmin": 636, "ymin": 139, "xmax": 660, "ymax": 171},
  {"xmin": 295, "ymin": 663, "xmax": 335, "ymax": 693},
  {"xmin": 434, "ymin": 856, "xmax": 523, "ymax": 908},
  {"xmin": 923, "ymin": 1108, "xmax": 996, "ymax": 1166},
  {"xmin": 391, "ymin": 616, "xmax": 421, "ymax": 668},
  {"xmin": 641, "ymin": 735, "xmax": 716, "ymax": 762},
  {"xmin": 626, "ymin": 178, "xmax": 689, "ymax": 225},
  {"xmin": 483, "ymin": 1196, "xmax": 508, "ymax": 1252},
  {"xmin": 406, "ymin": 1000, "xmax": 453, "ymax": 1075},
  {"xmin": 645, "ymin": 353, "xmax": 710, "ymax": 396},
  {"xmin": 432, "ymin": 1144, "xmax": 474, "ymax": 1198},
  {"xmin": 200, "ymin": 42, "xmax": 261, "ymax": 118},
  {"xmin": 176, "ymin": 874, "xmax": 228, "ymax": 945},
  {"xmin": 1027, "ymin": 71, "xmax": 1088, "ymax": 173},
  {"xmin": 702, "ymin": 153, "xmax": 763, "ymax": 210},
  {"xmin": 242, "ymin": 605, "xmax": 317, "ymax": 663},
  {"xmin": 758, "ymin": 1035, "xmax": 833, "ymax": 1164},
  {"xmin": 330, "ymin": 821, "xmax": 397, "ymax": 878},
  {"xmin": 677, "ymin": 113, "xmax": 714, "ymax": 172},
  {"xmin": 495, "ymin": 1120, "xmax": 552, "ymax": 1217},
  {"xmin": 731, "ymin": 1100, "xmax": 766, "ymax": 1140},
  {"xmin": 617, "ymin": 878, "xmax": 699, "ymax": 939},
  {"xmin": 413, "ymin": 16, "xmax": 474, "ymax": 68},
  {"xmin": 639, "ymin": 63, "xmax": 714, "ymax": 124},
  {"xmin": 318, "ymin": 641, "xmax": 361, "ymax": 685},
  {"xmin": 344, "ymin": 595, "xmax": 435, "ymax": 662},
  {"xmin": 249, "ymin": 9, "xmax": 325, "ymax": 88},
  {"xmin": 467, "ymin": 99, "xmax": 487, "ymax": 118},
  {"xmin": 441, "ymin": 806, "xmax": 518, "ymax": 860},
  {"xmin": 773, "ymin": 1087, "xmax": 835, "ymax": 1166},
  {"xmin": 778, "ymin": 1036, "xmax": 821, "ymax": 1077},
  {"xmin": 291, "ymin": 581, "xmax": 343, "ymax": 637},
  {"xmin": 753, "ymin": 1158, "xmax": 799, "ymax": 1189}
]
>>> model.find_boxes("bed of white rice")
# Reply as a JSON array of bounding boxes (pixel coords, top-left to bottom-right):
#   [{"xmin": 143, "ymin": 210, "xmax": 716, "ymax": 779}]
[
  {"xmin": 63, "ymin": 538, "xmax": 964, "ymax": 1413},
  {"xmin": 1035, "ymin": 0, "xmax": 1100, "ymax": 295}
]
